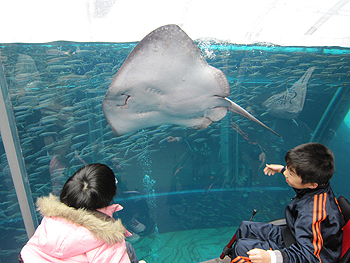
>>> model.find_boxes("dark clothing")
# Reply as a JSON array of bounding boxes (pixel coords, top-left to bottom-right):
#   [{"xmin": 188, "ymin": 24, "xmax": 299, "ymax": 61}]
[
  {"xmin": 283, "ymin": 182, "xmax": 344, "ymax": 262},
  {"xmin": 233, "ymin": 221, "xmax": 285, "ymax": 254},
  {"xmin": 232, "ymin": 182, "xmax": 345, "ymax": 263}
]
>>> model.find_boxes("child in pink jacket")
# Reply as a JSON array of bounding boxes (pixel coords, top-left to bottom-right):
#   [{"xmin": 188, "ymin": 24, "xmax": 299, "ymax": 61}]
[{"xmin": 20, "ymin": 163, "xmax": 144, "ymax": 263}]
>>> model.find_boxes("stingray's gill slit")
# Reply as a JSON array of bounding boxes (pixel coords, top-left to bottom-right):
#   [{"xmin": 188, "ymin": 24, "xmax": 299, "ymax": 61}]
[{"xmin": 121, "ymin": 94, "xmax": 131, "ymax": 107}]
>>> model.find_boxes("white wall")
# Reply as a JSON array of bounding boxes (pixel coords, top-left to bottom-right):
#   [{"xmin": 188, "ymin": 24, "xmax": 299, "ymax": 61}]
[{"xmin": 1, "ymin": 0, "xmax": 350, "ymax": 47}]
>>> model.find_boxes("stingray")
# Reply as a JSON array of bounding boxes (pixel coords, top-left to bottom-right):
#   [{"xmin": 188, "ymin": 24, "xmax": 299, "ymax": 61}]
[
  {"xmin": 102, "ymin": 24, "xmax": 280, "ymax": 137},
  {"xmin": 262, "ymin": 67, "xmax": 316, "ymax": 119}
]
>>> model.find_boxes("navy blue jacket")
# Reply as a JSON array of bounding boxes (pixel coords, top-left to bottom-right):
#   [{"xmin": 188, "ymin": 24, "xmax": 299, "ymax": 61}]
[{"xmin": 283, "ymin": 182, "xmax": 345, "ymax": 263}]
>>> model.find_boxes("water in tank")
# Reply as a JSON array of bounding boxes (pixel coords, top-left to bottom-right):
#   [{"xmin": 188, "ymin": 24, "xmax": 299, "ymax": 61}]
[{"xmin": 1, "ymin": 38, "xmax": 350, "ymax": 262}]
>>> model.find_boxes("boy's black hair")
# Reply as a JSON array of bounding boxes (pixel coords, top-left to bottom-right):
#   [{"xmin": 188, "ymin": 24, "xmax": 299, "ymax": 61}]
[
  {"xmin": 60, "ymin": 163, "xmax": 117, "ymax": 210},
  {"xmin": 285, "ymin": 143, "xmax": 334, "ymax": 185}
]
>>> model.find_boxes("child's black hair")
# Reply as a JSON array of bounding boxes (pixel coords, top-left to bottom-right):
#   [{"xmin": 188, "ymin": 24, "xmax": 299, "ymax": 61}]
[
  {"xmin": 285, "ymin": 143, "xmax": 334, "ymax": 185},
  {"xmin": 60, "ymin": 163, "xmax": 117, "ymax": 210}
]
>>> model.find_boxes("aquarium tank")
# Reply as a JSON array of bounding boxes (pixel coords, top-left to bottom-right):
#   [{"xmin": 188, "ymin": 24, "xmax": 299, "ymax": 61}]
[{"xmin": 1, "ymin": 0, "xmax": 350, "ymax": 262}]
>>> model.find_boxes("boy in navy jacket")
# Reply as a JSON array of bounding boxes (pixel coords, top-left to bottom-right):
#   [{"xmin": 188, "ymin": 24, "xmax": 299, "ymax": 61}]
[{"xmin": 231, "ymin": 143, "xmax": 345, "ymax": 263}]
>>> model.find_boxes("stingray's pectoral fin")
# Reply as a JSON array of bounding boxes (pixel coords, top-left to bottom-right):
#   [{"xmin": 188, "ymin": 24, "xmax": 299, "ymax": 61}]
[{"xmin": 225, "ymin": 98, "xmax": 281, "ymax": 137}]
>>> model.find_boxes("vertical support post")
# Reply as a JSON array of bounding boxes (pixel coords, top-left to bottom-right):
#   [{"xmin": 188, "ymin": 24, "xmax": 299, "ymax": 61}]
[
  {"xmin": 310, "ymin": 87, "xmax": 347, "ymax": 143},
  {"xmin": 0, "ymin": 58, "xmax": 38, "ymax": 238},
  {"xmin": 232, "ymin": 126, "xmax": 239, "ymax": 186},
  {"xmin": 220, "ymin": 116, "xmax": 233, "ymax": 186}
]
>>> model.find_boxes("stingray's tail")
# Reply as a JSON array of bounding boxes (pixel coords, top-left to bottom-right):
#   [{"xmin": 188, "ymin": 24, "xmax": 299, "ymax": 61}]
[{"xmin": 225, "ymin": 98, "xmax": 281, "ymax": 138}]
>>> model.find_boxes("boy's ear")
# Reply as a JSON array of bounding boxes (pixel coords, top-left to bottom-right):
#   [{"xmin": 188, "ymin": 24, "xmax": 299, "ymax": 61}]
[{"xmin": 308, "ymin": 182, "xmax": 318, "ymax": 189}]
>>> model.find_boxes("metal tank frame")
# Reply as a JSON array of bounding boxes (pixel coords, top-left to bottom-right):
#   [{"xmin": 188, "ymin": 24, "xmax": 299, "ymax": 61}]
[{"xmin": 0, "ymin": 59, "xmax": 38, "ymax": 238}]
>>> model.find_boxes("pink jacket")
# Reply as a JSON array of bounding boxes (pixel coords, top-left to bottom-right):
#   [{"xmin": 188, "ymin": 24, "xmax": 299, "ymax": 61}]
[{"xmin": 21, "ymin": 194, "xmax": 131, "ymax": 263}]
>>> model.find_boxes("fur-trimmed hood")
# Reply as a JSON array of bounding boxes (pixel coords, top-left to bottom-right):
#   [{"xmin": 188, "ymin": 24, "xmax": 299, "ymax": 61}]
[{"xmin": 37, "ymin": 194, "xmax": 126, "ymax": 245}]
